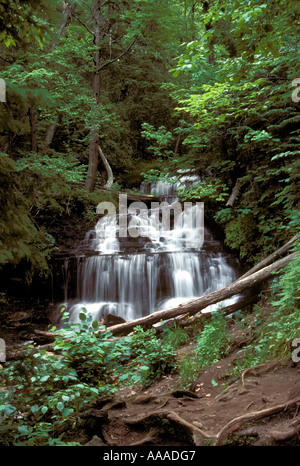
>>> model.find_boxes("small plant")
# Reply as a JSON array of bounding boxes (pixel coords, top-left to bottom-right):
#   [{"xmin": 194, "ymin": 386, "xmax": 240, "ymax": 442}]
[
  {"xmin": 125, "ymin": 326, "xmax": 177, "ymax": 387},
  {"xmin": 161, "ymin": 324, "xmax": 190, "ymax": 350},
  {"xmin": 140, "ymin": 123, "xmax": 174, "ymax": 158},
  {"xmin": 178, "ymin": 355, "xmax": 201, "ymax": 389},
  {"xmin": 178, "ymin": 312, "xmax": 230, "ymax": 388},
  {"xmin": 194, "ymin": 311, "xmax": 230, "ymax": 368},
  {"xmin": 231, "ymin": 252, "xmax": 300, "ymax": 374}
]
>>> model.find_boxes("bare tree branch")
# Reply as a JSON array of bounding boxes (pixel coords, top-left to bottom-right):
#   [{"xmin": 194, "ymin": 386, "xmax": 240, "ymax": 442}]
[
  {"xmin": 97, "ymin": 37, "xmax": 137, "ymax": 72},
  {"xmin": 72, "ymin": 12, "xmax": 95, "ymax": 35}
]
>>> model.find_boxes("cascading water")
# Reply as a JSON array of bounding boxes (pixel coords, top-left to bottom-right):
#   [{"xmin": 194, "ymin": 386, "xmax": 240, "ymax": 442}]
[{"xmin": 63, "ymin": 175, "xmax": 240, "ymax": 324}]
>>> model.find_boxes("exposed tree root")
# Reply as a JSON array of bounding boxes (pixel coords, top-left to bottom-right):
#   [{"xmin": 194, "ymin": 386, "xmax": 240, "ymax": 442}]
[
  {"xmin": 126, "ymin": 409, "xmax": 214, "ymax": 445},
  {"xmin": 241, "ymin": 360, "xmax": 284, "ymax": 388},
  {"xmin": 128, "ymin": 430, "xmax": 160, "ymax": 446},
  {"xmin": 214, "ymin": 396, "xmax": 300, "ymax": 446},
  {"xmin": 166, "ymin": 411, "xmax": 214, "ymax": 440}
]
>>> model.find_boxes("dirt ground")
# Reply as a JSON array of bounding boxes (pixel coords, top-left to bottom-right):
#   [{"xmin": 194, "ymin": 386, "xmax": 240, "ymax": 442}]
[{"xmin": 79, "ymin": 328, "xmax": 300, "ymax": 447}]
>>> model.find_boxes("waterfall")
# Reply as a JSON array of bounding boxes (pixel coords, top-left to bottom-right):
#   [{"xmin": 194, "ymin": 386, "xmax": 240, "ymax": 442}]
[{"xmin": 64, "ymin": 176, "xmax": 240, "ymax": 324}]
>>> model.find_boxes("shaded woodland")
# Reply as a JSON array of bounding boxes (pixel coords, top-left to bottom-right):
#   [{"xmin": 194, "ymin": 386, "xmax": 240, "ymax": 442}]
[{"xmin": 0, "ymin": 0, "xmax": 299, "ymax": 447}]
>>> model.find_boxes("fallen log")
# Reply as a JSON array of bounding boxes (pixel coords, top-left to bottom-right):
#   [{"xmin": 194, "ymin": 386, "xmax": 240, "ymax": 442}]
[
  {"xmin": 238, "ymin": 235, "xmax": 299, "ymax": 280},
  {"xmin": 173, "ymin": 294, "xmax": 259, "ymax": 328},
  {"xmin": 106, "ymin": 252, "xmax": 297, "ymax": 336},
  {"xmin": 97, "ymin": 187, "xmax": 160, "ymax": 203}
]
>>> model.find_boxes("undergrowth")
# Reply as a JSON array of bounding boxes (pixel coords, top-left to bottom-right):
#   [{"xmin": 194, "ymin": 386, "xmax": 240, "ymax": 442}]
[
  {"xmin": 232, "ymin": 244, "xmax": 300, "ymax": 372},
  {"xmin": 178, "ymin": 311, "xmax": 230, "ymax": 388},
  {"xmin": 0, "ymin": 310, "xmax": 177, "ymax": 446}
]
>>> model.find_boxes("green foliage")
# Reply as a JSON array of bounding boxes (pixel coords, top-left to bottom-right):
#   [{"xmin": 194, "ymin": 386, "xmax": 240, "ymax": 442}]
[
  {"xmin": 161, "ymin": 324, "xmax": 189, "ymax": 350},
  {"xmin": 234, "ymin": 303, "xmax": 300, "ymax": 373},
  {"xmin": 178, "ymin": 356, "xmax": 200, "ymax": 389},
  {"xmin": 0, "ymin": 309, "xmax": 118, "ymax": 445},
  {"xmin": 0, "ymin": 0, "xmax": 188, "ymax": 275},
  {"xmin": 178, "ymin": 178, "xmax": 228, "ymax": 202},
  {"xmin": 0, "ymin": 310, "xmax": 178, "ymax": 445},
  {"xmin": 0, "ymin": 153, "xmax": 52, "ymax": 273},
  {"xmin": 178, "ymin": 312, "xmax": 230, "ymax": 388},
  {"xmin": 16, "ymin": 151, "xmax": 88, "ymax": 184},
  {"xmin": 271, "ymin": 243, "xmax": 300, "ymax": 313},
  {"xmin": 194, "ymin": 312, "xmax": 230, "ymax": 367},
  {"xmin": 166, "ymin": 0, "xmax": 300, "ymax": 264},
  {"xmin": 126, "ymin": 326, "xmax": 177, "ymax": 387},
  {"xmin": 230, "ymin": 250, "xmax": 300, "ymax": 373},
  {"xmin": 141, "ymin": 123, "xmax": 174, "ymax": 158},
  {"xmin": 140, "ymin": 168, "xmax": 178, "ymax": 188},
  {"xmin": 0, "ymin": 0, "xmax": 53, "ymax": 48}
]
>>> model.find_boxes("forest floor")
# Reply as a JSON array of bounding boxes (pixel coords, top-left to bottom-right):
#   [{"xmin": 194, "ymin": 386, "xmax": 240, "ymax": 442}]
[
  {"xmin": 79, "ymin": 317, "xmax": 300, "ymax": 447},
  {"xmin": 2, "ymin": 302, "xmax": 300, "ymax": 447}
]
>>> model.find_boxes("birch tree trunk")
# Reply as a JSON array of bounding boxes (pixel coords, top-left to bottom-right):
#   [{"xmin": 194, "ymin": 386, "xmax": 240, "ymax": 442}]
[{"xmin": 98, "ymin": 145, "xmax": 114, "ymax": 189}]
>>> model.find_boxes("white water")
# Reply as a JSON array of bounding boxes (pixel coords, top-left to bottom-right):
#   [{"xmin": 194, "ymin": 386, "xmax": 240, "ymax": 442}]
[{"xmin": 65, "ymin": 177, "xmax": 240, "ymax": 323}]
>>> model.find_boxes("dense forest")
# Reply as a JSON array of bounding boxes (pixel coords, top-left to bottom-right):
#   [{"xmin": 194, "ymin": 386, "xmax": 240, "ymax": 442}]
[{"xmin": 0, "ymin": 0, "xmax": 299, "ymax": 447}]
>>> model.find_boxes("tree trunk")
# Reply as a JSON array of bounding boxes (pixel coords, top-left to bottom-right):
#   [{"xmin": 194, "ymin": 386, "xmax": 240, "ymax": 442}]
[
  {"xmin": 43, "ymin": 2, "xmax": 76, "ymax": 150},
  {"xmin": 238, "ymin": 235, "xmax": 298, "ymax": 280},
  {"xmin": 47, "ymin": 2, "xmax": 76, "ymax": 53},
  {"xmin": 29, "ymin": 107, "xmax": 37, "ymax": 152},
  {"xmin": 202, "ymin": 1, "xmax": 215, "ymax": 65},
  {"xmin": 98, "ymin": 145, "xmax": 114, "ymax": 189},
  {"xmin": 105, "ymin": 252, "xmax": 298, "ymax": 336},
  {"xmin": 226, "ymin": 178, "xmax": 244, "ymax": 207},
  {"xmin": 174, "ymin": 132, "xmax": 181, "ymax": 156},
  {"xmin": 85, "ymin": 0, "xmax": 101, "ymax": 193},
  {"xmin": 175, "ymin": 294, "xmax": 259, "ymax": 328},
  {"xmin": 44, "ymin": 114, "xmax": 61, "ymax": 149}
]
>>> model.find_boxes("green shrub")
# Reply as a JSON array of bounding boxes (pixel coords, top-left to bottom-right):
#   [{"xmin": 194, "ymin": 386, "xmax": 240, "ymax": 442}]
[
  {"xmin": 194, "ymin": 312, "xmax": 230, "ymax": 368},
  {"xmin": 230, "ymin": 248, "xmax": 300, "ymax": 375},
  {"xmin": 178, "ymin": 312, "xmax": 230, "ymax": 388},
  {"xmin": 161, "ymin": 324, "xmax": 189, "ymax": 350},
  {"xmin": 0, "ymin": 311, "xmax": 180, "ymax": 445},
  {"xmin": 178, "ymin": 355, "xmax": 200, "ymax": 389},
  {"xmin": 0, "ymin": 309, "xmax": 120, "ymax": 446},
  {"xmin": 125, "ymin": 326, "xmax": 177, "ymax": 387}
]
